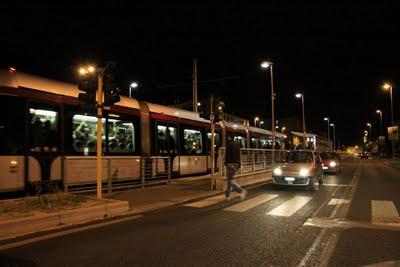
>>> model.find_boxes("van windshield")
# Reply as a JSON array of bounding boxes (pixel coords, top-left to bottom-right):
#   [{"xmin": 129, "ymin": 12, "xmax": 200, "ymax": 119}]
[{"xmin": 284, "ymin": 151, "xmax": 313, "ymax": 163}]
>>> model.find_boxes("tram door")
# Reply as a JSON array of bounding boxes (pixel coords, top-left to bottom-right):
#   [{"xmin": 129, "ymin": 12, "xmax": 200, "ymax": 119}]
[{"xmin": 27, "ymin": 104, "xmax": 62, "ymax": 191}]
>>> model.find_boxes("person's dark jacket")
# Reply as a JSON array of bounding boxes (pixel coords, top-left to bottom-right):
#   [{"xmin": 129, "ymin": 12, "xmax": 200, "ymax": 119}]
[{"xmin": 225, "ymin": 140, "xmax": 241, "ymax": 165}]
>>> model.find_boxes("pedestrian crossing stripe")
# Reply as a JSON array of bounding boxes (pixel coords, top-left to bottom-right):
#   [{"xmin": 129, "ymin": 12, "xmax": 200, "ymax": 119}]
[
  {"xmin": 184, "ymin": 194, "xmax": 229, "ymax": 208},
  {"xmin": 328, "ymin": 198, "xmax": 351, "ymax": 205},
  {"xmin": 371, "ymin": 200, "xmax": 400, "ymax": 222},
  {"xmin": 224, "ymin": 194, "xmax": 278, "ymax": 212},
  {"xmin": 267, "ymin": 196, "xmax": 313, "ymax": 217}
]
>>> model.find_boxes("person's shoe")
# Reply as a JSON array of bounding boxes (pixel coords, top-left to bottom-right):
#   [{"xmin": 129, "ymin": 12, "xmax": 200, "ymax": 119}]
[{"xmin": 240, "ymin": 190, "xmax": 247, "ymax": 201}]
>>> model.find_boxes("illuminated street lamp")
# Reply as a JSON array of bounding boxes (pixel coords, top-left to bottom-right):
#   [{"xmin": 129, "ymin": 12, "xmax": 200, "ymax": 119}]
[
  {"xmin": 281, "ymin": 126, "xmax": 286, "ymax": 133},
  {"xmin": 197, "ymin": 102, "xmax": 201, "ymax": 107},
  {"xmin": 260, "ymin": 60, "xmax": 276, "ymax": 166},
  {"xmin": 330, "ymin": 123, "xmax": 336, "ymax": 151},
  {"xmin": 324, "ymin": 117, "xmax": 331, "ymax": 150},
  {"xmin": 129, "ymin": 81, "xmax": 139, "ymax": 98},
  {"xmin": 254, "ymin": 116, "xmax": 259, "ymax": 127},
  {"xmin": 382, "ymin": 83, "xmax": 395, "ymax": 159},
  {"xmin": 295, "ymin": 93, "xmax": 306, "ymax": 147},
  {"xmin": 376, "ymin": 109, "xmax": 383, "ymax": 136},
  {"xmin": 366, "ymin": 122, "xmax": 372, "ymax": 138}
]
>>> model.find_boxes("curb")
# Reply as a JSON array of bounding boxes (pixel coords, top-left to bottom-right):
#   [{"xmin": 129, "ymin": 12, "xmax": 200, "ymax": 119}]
[{"xmin": 0, "ymin": 200, "xmax": 129, "ymax": 241}]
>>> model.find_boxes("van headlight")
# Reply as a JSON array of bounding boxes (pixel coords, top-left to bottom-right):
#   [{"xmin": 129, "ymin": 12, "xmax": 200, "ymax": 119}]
[
  {"xmin": 329, "ymin": 161, "xmax": 337, "ymax": 167},
  {"xmin": 273, "ymin": 168, "xmax": 282, "ymax": 176},
  {"xmin": 299, "ymin": 168, "xmax": 309, "ymax": 177}
]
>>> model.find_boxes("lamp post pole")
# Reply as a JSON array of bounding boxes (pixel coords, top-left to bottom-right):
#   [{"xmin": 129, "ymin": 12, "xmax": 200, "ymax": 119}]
[
  {"xmin": 330, "ymin": 123, "xmax": 336, "ymax": 152},
  {"xmin": 261, "ymin": 61, "xmax": 275, "ymax": 167}
]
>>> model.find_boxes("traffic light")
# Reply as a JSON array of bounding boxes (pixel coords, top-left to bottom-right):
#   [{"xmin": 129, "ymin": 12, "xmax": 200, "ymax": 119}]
[
  {"xmin": 103, "ymin": 74, "xmax": 121, "ymax": 107},
  {"xmin": 78, "ymin": 79, "xmax": 97, "ymax": 112}
]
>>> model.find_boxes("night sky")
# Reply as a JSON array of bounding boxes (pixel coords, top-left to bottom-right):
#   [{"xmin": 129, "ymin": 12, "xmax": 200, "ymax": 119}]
[{"xmin": 1, "ymin": 3, "xmax": 400, "ymax": 146}]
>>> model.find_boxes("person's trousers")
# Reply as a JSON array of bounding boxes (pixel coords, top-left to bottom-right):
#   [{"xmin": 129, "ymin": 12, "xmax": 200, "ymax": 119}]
[{"xmin": 225, "ymin": 166, "xmax": 243, "ymax": 198}]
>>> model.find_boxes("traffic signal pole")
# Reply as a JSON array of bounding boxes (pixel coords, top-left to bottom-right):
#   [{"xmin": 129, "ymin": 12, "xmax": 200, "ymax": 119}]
[{"xmin": 96, "ymin": 73, "xmax": 104, "ymax": 199}]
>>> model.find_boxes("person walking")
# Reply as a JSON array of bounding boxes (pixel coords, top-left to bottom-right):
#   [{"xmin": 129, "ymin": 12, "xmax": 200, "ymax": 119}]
[{"xmin": 225, "ymin": 136, "xmax": 247, "ymax": 200}]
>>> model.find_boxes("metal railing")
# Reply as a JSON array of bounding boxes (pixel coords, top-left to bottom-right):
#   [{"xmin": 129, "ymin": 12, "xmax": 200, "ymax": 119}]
[
  {"xmin": 64, "ymin": 156, "xmax": 171, "ymax": 193},
  {"xmin": 218, "ymin": 148, "xmax": 288, "ymax": 177}
]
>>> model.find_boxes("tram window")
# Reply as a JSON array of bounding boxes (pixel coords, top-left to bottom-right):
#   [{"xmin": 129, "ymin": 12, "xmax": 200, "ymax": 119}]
[
  {"xmin": 157, "ymin": 124, "xmax": 177, "ymax": 154},
  {"xmin": 251, "ymin": 137, "xmax": 259, "ymax": 148},
  {"xmin": 260, "ymin": 138, "xmax": 272, "ymax": 149},
  {"xmin": 107, "ymin": 118, "xmax": 135, "ymax": 153},
  {"xmin": 0, "ymin": 96, "xmax": 24, "ymax": 155},
  {"xmin": 234, "ymin": 136, "xmax": 246, "ymax": 148},
  {"xmin": 207, "ymin": 132, "xmax": 220, "ymax": 149},
  {"xmin": 72, "ymin": 114, "xmax": 105, "ymax": 155},
  {"xmin": 183, "ymin": 129, "xmax": 203, "ymax": 154},
  {"xmin": 29, "ymin": 108, "xmax": 59, "ymax": 152}
]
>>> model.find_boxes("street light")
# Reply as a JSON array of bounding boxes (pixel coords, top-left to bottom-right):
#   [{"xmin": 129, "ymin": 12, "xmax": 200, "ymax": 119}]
[
  {"xmin": 260, "ymin": 60, "xmax": 276, "ymax": 166},
  {"xmin": 376, "ymin": 109, "xmax": 383, "ymax": 136},
  {"xmin": 324, "ymin": 117, "xmax": 331, "ymax": 151},
  {"xmin": 382, "ymin": 83, "xmax": 395, "ymax": 159},
  {"xmin": 129, "ymin": 81, "xmax": 139, "ymax": 98},
  {"xmin": 295, "ymin": 93, "xmax": 306, "ymax": 147},
  {"xmin": 281, "ymin": 126, "xmax": 286, "ymax": 133},
  {"xmin": 254, "ymin": 116, "xmax": 259, "ymax": 127},
  {"xmin": 330, "ymin": 123, "xmax": 336, "ymax": 151},
  {"xmin": 366, "ymin": 122, "xmax": 372, "ymax": 139}
]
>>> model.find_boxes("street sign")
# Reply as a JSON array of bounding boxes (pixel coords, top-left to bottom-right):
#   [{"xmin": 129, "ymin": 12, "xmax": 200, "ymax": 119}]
[
  {"xmin": 388, "ymin": 126, "xmax": 399, "ymax": 141},
  {"xmin": 378, "ymin": 136, "xmax": 386, "ymax": 144}
]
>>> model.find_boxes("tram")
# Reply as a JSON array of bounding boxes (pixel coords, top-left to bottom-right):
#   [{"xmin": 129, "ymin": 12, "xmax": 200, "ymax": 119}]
[{"xmin": 0, "ymin": 69, "xmax": 283, "ymax": 193}]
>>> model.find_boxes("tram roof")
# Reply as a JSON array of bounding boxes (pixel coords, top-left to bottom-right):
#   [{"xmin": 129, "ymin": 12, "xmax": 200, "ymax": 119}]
[
  {"xmin": 0, "ymin": 69, "xmax": 140, "ymax": 110},
  {"xmin": 145, "ymin": 102, "xmax": 211, "ymax": 124}
]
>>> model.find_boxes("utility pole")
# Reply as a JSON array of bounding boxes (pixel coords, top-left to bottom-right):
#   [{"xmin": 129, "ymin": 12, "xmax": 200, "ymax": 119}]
[
  {"xmin": 210, "ymin": 95, "xmax": 215, "ymax": 190},
  {"xmin": 96, "ymin": 72, "xmax": 104, "ymax": 199},
  {"xmin": 193, "ymin": 58, "xmax": 198, "ymax": 113}
]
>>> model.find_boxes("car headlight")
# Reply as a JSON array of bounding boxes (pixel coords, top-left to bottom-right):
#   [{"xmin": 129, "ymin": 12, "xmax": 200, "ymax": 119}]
[
  {"xmin": 329, "ymin": 161, "xmax": 337, "ymax": 167},
  {"xmin": 299, "ymin": 168, "xmax": 309, "ymax": 177},
  {"xmin": 273, "ymin": 168, "xmax": 282, "ymax": 176}
]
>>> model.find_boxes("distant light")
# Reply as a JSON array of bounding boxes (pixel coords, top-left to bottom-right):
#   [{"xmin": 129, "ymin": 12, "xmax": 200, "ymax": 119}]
[
  {"xmin": 10, "ymin": 160, "xmax": 18, "ymax": 165},
  {"xmin": 8, "ymin": 67, "xmax": 16, "ymax": 73},
  {"xmin": 275, "ymin": 126, "xmax": 279, "ymax": 129},
  {"xmin": 197, "ymin": 102, "xmax": 201, "ymax": 106},
  {"xmin": 295, "ymin": 93, "xmax": 303, "ymax": 98},
  {"xmin": 330, "ymin": 123, "xmax": 334, "ymax": 127},
  {"xmin": 87, "ymin": 66, "xmax": 96, "ymax": 73},
  {"xmin": 324, "ymin": 117, "xmax": 329, "ymax": 121},
  {"xmin": 364, "ymin": 130, "xmax": 368, "ymax": 134},
  {"xmin": 282, "ymin": 127, "xmax": 286, "ymax": 131},
  {"xmin": 382, "ymin": 83, "xmax": 391, "ymax": 90},
  {"xmin": 254, "ymin": 117, "xmax": 259, "ymax": 121},
  {"xmin": 260, "ymin": 121, "xmax": 264, "ymax": 124},
  {"xmin": 78, "ymin": 67, "xmax": 88, "ymax": 75},
  {"xmin": 233, "ymin": 124, "xmax": 238, "ymax": 128},
  {"xmin": 376, "ymin": 109, "xmax": 382, "ymax": 114},
  {"xmin": 366, "ymin": 123, "xmax": 371, "ymax": 127},
  {"xmin": 260, "ymin": 61, "xmax": 272, "ymax": 69},
  {"xmin": 130, "ymin": 82, "xmax": 138, "ymax": 88},
  {"xmin": 218, "ymin": 106, "xmax": 222, "ymax": 110}
]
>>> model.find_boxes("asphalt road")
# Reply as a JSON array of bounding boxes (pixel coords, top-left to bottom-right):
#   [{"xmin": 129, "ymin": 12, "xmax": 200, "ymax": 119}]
[{"xmin": 1, "ymin": 157, "xmax": 399, "ymax": 266}]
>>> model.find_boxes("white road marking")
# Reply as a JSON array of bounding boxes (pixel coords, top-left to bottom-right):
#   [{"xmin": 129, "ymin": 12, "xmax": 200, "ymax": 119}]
[
  {"xmin": 184, "ymin": 194, "xmax": 231, "ymax": 208},
  {"xmin": 224, "ymin": 194, "xmax": 278, "ymax": 212},
  {"xmin": 327, "ymin": 198, "xmax": 351, "ymax": 205},
  {"xmin": 267, "ymin": 196, "xmax": 313, "ymax": 217},
  {"xmin": 371, "ymin": 200, "xmax": 400, "ymax": 222},
  {"xmin": 0, "ymin": 215, "xmax": 143, "ymax": 251},
  {"xmin": 322, "ymin": 183, "xmax": 352, "ymax": 187}
]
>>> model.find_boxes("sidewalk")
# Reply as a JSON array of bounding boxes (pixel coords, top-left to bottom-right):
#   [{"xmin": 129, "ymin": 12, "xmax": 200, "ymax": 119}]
[{"xmin": 110, "ymin": 171, "xmax": 272, "ymax": 214}]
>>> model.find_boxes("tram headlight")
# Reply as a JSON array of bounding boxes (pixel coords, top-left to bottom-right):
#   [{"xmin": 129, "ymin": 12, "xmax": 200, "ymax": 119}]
[{"xmin": 273, "ymin": 168, "xmax": 282, "ymax": 176}]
